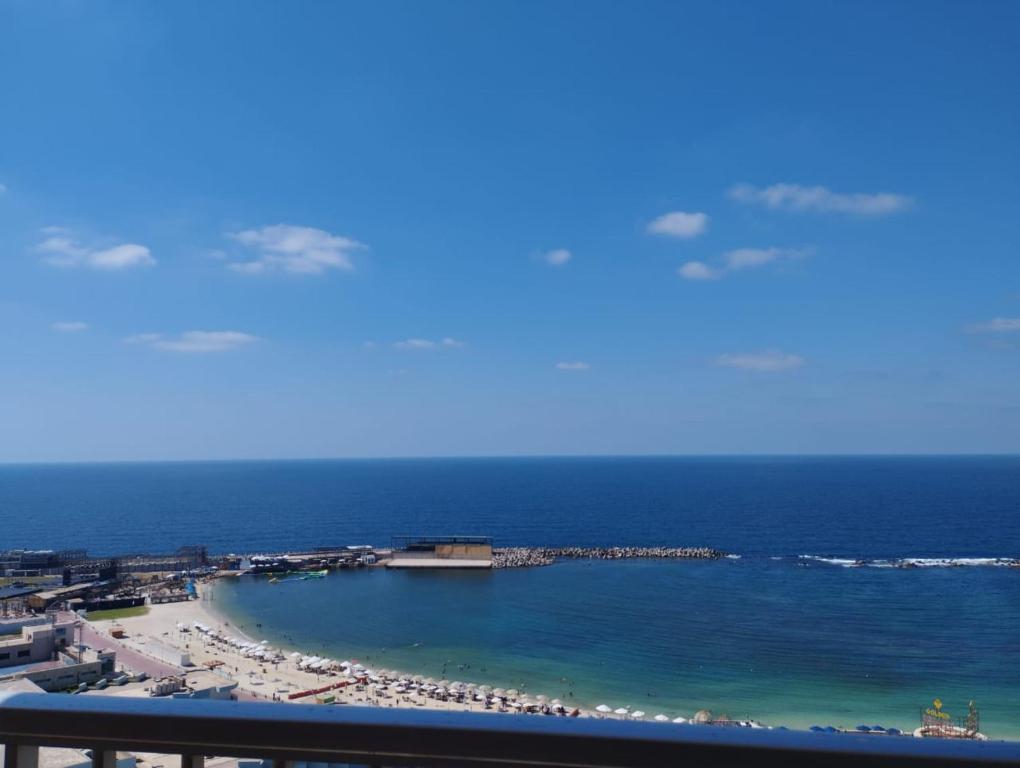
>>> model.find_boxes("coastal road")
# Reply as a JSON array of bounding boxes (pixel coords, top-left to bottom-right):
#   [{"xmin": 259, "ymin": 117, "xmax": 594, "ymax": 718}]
[{"xmin": 78, "ymin": 622, "xmax": 183, "ymax": 679}]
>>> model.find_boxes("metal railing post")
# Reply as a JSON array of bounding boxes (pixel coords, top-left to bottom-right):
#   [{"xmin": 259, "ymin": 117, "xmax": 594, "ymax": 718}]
[
  {"xmin": 3, "ymin": 744, "xmax": 39, "ymax": 768},
  {"xmin": 91, "ymin": 750, "xmax": 116, "ymax": 768}
]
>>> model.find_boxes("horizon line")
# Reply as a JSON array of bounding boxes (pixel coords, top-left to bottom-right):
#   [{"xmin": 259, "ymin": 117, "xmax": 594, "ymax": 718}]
[{"xmin": 2, "ymin": 451, "xmax": 1020, "ymax": 468}]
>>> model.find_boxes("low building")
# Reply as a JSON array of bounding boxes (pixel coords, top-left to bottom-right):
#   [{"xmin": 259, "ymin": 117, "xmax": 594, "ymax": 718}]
[
  {"xmin": 0, "ymin": 647, "xmax": 115, "ymax": 692},
  {"xmin": 176, "ymin": 670, "xmax": 237, "ymax": 700},
  {"xmin": 27, "ymin": 583, "xmax": 97, "ymax": 611},
  {"xmin": 0, "ymin": 615, "xmax": 75, "ymax": 667}
]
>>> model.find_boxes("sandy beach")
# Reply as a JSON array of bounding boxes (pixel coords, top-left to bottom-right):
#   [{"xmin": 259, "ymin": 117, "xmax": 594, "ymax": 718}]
[{"xmin": 85, "ymin": 581, "xmax": 598, "ymax": 719}]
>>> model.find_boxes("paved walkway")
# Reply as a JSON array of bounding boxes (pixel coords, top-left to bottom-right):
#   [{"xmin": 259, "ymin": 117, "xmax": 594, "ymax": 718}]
[{"xmin": 78, "ymin": 622, "xmax": 182, "ymax": 679}]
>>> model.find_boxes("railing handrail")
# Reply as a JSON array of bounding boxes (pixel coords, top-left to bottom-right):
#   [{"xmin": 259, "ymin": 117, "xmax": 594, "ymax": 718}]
[{"xmin": 2, "ymin": 693, "xmax": 1019, "ymax": 767}]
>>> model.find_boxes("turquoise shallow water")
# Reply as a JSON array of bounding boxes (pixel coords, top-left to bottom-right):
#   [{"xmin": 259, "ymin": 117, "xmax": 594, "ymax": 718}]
[{"xmin": 212, "ymin": 557, "xmax": 1020, "ymax": 739}]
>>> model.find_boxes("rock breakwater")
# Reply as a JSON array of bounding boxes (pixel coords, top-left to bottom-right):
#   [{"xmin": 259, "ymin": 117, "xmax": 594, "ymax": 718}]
[{"xmin": 492, "ymin": 546, "xmax": 724, "ymax": 569}]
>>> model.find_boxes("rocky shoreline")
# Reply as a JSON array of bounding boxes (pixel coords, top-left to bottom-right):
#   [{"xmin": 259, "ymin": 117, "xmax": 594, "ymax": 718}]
[{"xmin": 492, "ymin": 546, "xmax": 724, "ymax": 568}]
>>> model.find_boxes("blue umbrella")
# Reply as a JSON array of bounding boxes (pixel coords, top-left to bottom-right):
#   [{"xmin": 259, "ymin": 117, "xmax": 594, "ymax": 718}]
[
  {"xmin": 871, "ymin": 725, "xmax": 886, "ymax": 732},
  {"xmin": 809, "ymin": 726, "xmax": 824, "ymax": 733},
  {"xmin": 856, "ymin": 725, "xmax": 871, "ymax": 732},
  {"xmin": 824, "ymin": 726, "xmax": 838, "ymax": 733},
  {"xmin": 886, "ymin": 728, "xmax": 903, "ymax": 736}
]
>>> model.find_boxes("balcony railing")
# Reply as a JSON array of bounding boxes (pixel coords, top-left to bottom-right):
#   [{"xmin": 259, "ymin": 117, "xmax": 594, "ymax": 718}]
[{"xmin": 2, "ymin": 692, "xmax": 1020, "ymax": 768}]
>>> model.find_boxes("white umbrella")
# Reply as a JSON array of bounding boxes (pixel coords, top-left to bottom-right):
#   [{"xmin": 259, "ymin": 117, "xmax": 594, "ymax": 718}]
[
  {"xmin": 595, "ymin": 704, "xmax": 612, "ymax": 714},
  {"xmin": 614, "ymin": 708, "xmax": 629, "ymax": 716},
  {"xmin": 672, "ymin": 716, "xmax": 688, "ymax": 724},
  {"xmin": 654, "ymin": 714, "xmax": 670, "ymax": 722},
  {"xmin": 631, "ymin": 711, "xmax": 645, "ymax": 719}
]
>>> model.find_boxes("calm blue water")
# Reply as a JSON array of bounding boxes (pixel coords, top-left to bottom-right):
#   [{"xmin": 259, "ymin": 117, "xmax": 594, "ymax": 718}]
[
  {"xmin": 2, "ymin": 457, "xmax": 1019, "ymax": 736},
  {"xmin": 2, "ymin": 456, "xmax": 1019, "ymax": 557}
]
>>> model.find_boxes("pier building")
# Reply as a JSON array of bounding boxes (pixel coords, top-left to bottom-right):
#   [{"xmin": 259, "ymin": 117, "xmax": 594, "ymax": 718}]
[{"xmin": 387, "ymin": 536, "xmax": 493, "ymax": 569}]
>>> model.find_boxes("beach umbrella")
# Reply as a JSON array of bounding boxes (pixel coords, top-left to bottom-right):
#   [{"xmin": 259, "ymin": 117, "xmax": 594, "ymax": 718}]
[
  {"xmin": 886, "ymin": 728, "xmax": 903, "ymax": 736},
  {"xmin": 855, "ymin": 725, "xmax": 871, "ymax": 732},
  {"xmin": 693, "ymin": 710, "xmax": 713, "ymax": 724},
  {"xmin": 595, "ymin": 705, "xmax": 612, "ymax": 714},
  {"xmin": 613, "ymin": 708, "xmax": 629, "ymax": 716},
  {"xmin": 823, "ymin": 726, "xmax": 838, "ymax": 733},
  {"xmin": 506, "ymin": 688, "xmax": 519, "ymax": 697},
  {"xmin": 630, "ymin": 711, "xmax": 645, "ymax": 719},
  {"xmin": 809, "ymin": 726, "xmax": 824, "ymax": 733},
  {"xmin": 672, "ymin": 717, "xmax": 688, "ymax": 724},
  {"xmin": 493, "ymin": 688, "xmax": 505, "ymax": 697},
  {"xmin": 654, "ymin": 715, "xmax": 670, "ymax": 722},
  {"xmin": 871, "ymin": 725, "xmax": 885, "ymax": 732}
]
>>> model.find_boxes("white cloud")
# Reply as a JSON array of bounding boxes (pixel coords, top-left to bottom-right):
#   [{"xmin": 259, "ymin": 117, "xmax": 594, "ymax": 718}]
[
  {"xmin": 647, "ymin": 211, "xmax": 709, "ymax": 239},
  {"xmin": 725, "ymin": 246, "xmax": 808, "ymax": 271},
  {"xmin": 729, "ymin": 183, "xmax": 912, "ymax": 215},
  {"xmin": 556, "ymin": 361, "xmax": 590, "ymax": 371},
  {"xmin": 36, "ymin": 231, "xmax": 155, "ymax": 270},
  {"xmin": 51, "ymin": 321, "xmax": 89, "ymax": 333},
  {"xmin": 677, "ymin": 261, "xmax": 721, "ymax": 281},
  {"xmin": 544, "ymin": 248, "xmax": 572, "ymax": 267},
  {"xmin": 127, "ymin": 331, "xmax": 259, "ymax": 353},
  {"xmin": 227, "ymin": 224, "xmax": 363, "ymax": 274},
  {"xmin": 394, "ymin": 337, "xmax": 466, "ymax": 350},
  {"xmin": 679, "ymin": 247, "xmax": 807, "ymax": 281},
  {"xmin": 394, "ymin": 338, "xmax": 436, "ymax": 350},
  {"xmin": 716, "ymin": 350, "xmax": 805, "ymax": 372},
  {"xmin": 969, "ymin": 317, "xmax": 1020, "ymax": 333}
]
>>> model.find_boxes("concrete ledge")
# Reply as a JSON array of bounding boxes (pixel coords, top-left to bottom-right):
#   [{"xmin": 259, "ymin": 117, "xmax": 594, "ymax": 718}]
[{"xmin": 385, "ymin": 559, "xmax": 492, "ymax": 569}]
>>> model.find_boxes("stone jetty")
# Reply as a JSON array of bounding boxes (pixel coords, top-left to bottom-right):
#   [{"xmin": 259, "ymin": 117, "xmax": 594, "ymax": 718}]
[{"xmin": 492, "ymin": 546, "xmax": 724, "ymax": 569}]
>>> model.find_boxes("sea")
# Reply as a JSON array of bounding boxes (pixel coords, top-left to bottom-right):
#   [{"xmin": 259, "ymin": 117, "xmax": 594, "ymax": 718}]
[{"xmin": 2, "ymin": 456, "xmax": 1019, "ymax": 737}]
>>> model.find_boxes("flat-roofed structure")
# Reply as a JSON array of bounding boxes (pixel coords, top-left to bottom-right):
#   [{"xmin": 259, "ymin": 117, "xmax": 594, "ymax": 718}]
[
  {"xmin": 0, "ymin": 616, "xmax": 75, "ymax": 668},
  {"xmin": 388, "ymin": 536, "xmax": 493, "ymax": 569}
]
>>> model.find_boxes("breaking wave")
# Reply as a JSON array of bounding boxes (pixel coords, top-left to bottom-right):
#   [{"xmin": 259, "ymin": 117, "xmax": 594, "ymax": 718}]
[{"xmin": 797, "ymin": 554, "xmax": 1020, "ymax": 569}]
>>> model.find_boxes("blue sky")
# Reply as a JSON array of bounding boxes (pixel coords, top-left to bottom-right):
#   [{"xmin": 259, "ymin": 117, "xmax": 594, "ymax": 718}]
[{"xmin": 1, "ymin": 0, "xmax": 1018, "ymax": 461}]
